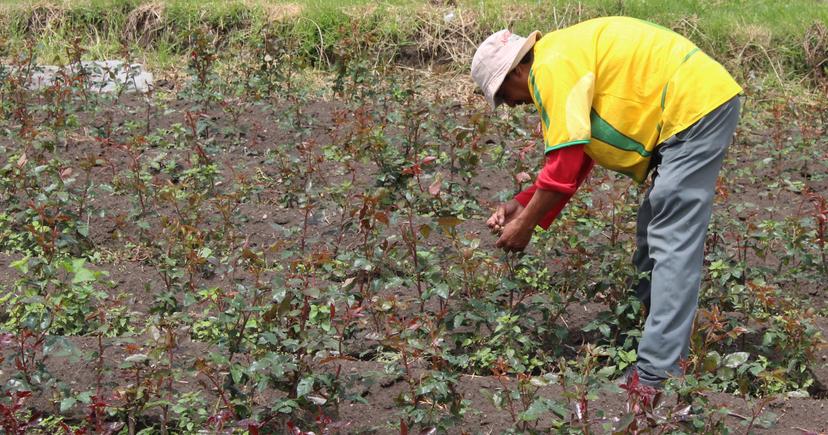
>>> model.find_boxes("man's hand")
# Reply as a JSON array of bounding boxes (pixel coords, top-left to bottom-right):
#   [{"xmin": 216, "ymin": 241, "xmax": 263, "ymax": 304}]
[
  {"xmin": 495, "ymin": 217, "xmax": 534, "ymax": 252},
  {"xmin": 489, "ymin": 189, "xmax": 566, "ymax": 252},
  {"xmin": 487, "ymin": 199, "xmax": 524, "ymax": 234}
]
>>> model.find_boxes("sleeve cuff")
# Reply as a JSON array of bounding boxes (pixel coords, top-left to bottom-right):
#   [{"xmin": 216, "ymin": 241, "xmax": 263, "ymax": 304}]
[
  {"xmin": 544, "ymin": 139, "xmax": 590, "ymax": 154},
  {"xmin": 514, "ymin": 185, "xmax": 536, "ymax": 207},
  {"xmin": 513, "ymin": 185, "xmax": 572, "ymax": 230}
]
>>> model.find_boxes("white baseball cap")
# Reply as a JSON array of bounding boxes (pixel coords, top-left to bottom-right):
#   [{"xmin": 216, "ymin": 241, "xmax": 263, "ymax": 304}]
[{"xmin": 471, "ymin": 29, "xmax": 541, "ymax": 108}]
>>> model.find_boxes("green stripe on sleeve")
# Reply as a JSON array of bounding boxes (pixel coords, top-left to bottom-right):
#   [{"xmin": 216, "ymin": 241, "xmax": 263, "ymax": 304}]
[
  {"xmin": 633, "ymin": 18, "xmax": 678, "ymax": 35},
  {"xmin": 682, "ymin": 47, "xmax": 700, "ymax": 63},
  {"xmin": 661, "ymin": 47, "xmax": 701, "ymax": 110},
  {"xmin": 544, "ymin": 139, "xmax": 590, "ymax": 154},
  {"xmin": 529, "ymin": 69, "xmax": 550, "ymax": 131},
  {"xmin": 590, "ymin": 110, "xmax": 651, "ymax": 158}
]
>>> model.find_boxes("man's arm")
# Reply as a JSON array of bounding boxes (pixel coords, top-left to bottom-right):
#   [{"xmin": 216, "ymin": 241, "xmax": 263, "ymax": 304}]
[
  {"xmin": 494, "ymin": 144, "xmax": 594, "ymax": 251},
  {"xmin": 496, "ymin": 189, "xmax": 565, "ymax": 251}
]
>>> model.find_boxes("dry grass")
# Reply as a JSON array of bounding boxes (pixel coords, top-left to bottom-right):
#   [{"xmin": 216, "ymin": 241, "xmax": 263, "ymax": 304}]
[
  {"xmin": 402, "ymin": 1, "xmax": 592, "ymax": 67},
  {"xmin": 124, "ymin": 2, "xmax": 165, "ymax": 46},
  {"xmin": 24, "ymin": 3, "xmax": 66, "ymax": 34},
  {"xmin": 339, "ymin": 2, "xmax": 552, "ymax": 69},
  {"xmin": 121, "ymin": 1, "xmax": 302, "ymax": 46},
  {"xmin": 803, "ymin": 22, "xmax": 828, "ymax": 88},
  {"xmin": 409, "ymin": 7, "xmax": 482, "ymax": 66},
  {"xmin": 0, "ymin": 0, "xmax": 823, "ymax": 94},
  {"xmin": 259, "ymin": 2, "xmax": 303, "ymax": 22},
  {"xmin": 726, "ymin": 24, "xmax": 783, "ymax": 83}
]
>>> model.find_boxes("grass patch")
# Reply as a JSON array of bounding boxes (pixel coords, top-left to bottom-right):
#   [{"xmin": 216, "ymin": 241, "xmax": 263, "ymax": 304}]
[{"xmin": 0, "ymin": 0, "xmax": 825, "ymax": 87}]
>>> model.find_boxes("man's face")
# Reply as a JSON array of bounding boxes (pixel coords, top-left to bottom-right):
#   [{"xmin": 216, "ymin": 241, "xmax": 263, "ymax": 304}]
[{"xmin": 495, "ymin": 63, "xmax": 533, "ymax": 107}]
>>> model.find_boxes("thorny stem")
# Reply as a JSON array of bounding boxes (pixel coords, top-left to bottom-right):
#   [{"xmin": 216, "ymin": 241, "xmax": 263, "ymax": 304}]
[
  {"xmin": 15, "ymin": 329, "xmax": 47, "ymax": 387},
  {"xmin": 300, "ymin": 201, "xmax": 312, "ymax": 255},
  {"xmin": 200, "ymin": 363, "xmax": 236, "ymax": 420},
  {"xmin": 578, "ymin": 355, "xmax": 593, "ymax": 435},
  {"xmin": 493, "ymin": 362, "xmax": 518, "ymax": 424},
  {"xmin": 160, "ymin": 324, "xmax": 175, "ymax": 435},
  {"xmin": 403, "ymin": 198, "xmax": 424, "ymax": 313},
  {"xmin": 95, "ymin": 334, "xmax": 105, "ymax": 399},
  {"xmin": 76, "ymin": 163, "xmax": 93, "ymax": 220},
  {"xmin": 127, "ymin": 366, "xmax": 142, "ymax": 435},
  {"xmin": 505, "ymin": 254, "xmax": 519, "ymax": 312},
  {"xmin": 399, "ymin": 342, "xmax": 419, "ymax": 424}
]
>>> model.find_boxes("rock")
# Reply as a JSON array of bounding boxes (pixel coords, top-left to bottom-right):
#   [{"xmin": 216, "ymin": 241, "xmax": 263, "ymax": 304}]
[{"xmin": 22, "ymin": 60, "xmax": 153, "ymax": 93}]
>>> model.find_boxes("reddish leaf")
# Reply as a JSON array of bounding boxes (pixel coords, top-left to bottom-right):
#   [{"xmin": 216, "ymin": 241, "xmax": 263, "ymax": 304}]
[
  {"xmin": 374, "ymin": 212, "xmax": 389, "ymax": 225},
  {"xmin": 515, "ymin": 171, "xmax": 532, "ymax": 183},
  {"xmin": 238, "ymin": 419, "xmax": 260, "ymax": 435},
  {"xmin": 428, "ymin": 178, "xmax": 441, "ymax": 196},
  {"xmin": 402, "ymin": 164, "xmax": 422, "ymax": 175}
]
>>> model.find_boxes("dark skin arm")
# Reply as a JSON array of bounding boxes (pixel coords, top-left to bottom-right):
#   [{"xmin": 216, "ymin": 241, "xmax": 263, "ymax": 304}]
[{"xmin": 494, "ymin": 189, "xmax": 565, "ymax": 251}]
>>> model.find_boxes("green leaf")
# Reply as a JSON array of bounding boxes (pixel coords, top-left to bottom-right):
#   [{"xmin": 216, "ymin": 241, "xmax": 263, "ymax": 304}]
[
  {"xmin": 274, "ymin": 399, "xmax": 298, "ymax": 414},
  {"xmin": 520, "ymin": 398, "xmax": 552, "ymax": 421},
  {"xmin": 60, "ymin": 398, "xmax": 76, "ymax": 413},
  {"xmin": 755, "ymin": 411, "xmax": 778, "ymax": 429},
  {"xmin": 717, "ymin": 366, "xmax": 735, "ymax": 380},
  {"xmin": 124, "ymin": 354, "xmax": 149, "ymax": 364},
  {"xmin": 10, "ymin": 256, "xmax": 30, "ymax": 273},
  {"xmin": 296, "ymin": 377, "xmax": 314, "ymax": 398},
  {"xmin": 786, "ymin": 390, "xmax": 809, "ymax": 398},
  {"xmin": 436, "ymin": 216, "xmax": 464, "ymax": 229},
  {"xmin": 491, "ymin": 391, "xmax": 502, "ymax": 409},
  {"xmin": 434, "ymin": 283, "xmax": 449, "ymax": 299},
  {"xmin": 596, "ymin": 365, "xmax": 616, "ymax": 378},
  {"xmin": 550, "ymin": 402, "xmax": 569, "ymax": 418},
  {"xmin": 614, "ymin": 413, "xmax": 635, "ymax": 431},
  {"xmin": 703, "ymin": 351, "xmax": 721, "ymax": 372},
  {"xmin": 231, "ymin": 365, "xmax": 244, "ymax": 384},
  {"xmin": 723, "ymin": 352, "xmax": 750, "ymax": 368},
  {"xmin": 77, "ymin": 391, "xmax": 92, "ymax": 403},
  {"xmin": 72, "ymin": 266, "xmax": 96, "ymax": 283}
]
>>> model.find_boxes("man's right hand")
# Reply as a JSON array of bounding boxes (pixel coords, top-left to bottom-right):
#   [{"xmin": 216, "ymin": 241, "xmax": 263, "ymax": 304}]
[{"xmin": 487, "ymin": 199, "xmax": 525, "ymax": 234}]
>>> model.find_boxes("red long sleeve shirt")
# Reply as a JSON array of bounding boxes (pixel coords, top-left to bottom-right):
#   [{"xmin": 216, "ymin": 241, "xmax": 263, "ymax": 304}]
[{"xmin": 514, "ymin": 144, "xmax": 594, "ymax": 229}]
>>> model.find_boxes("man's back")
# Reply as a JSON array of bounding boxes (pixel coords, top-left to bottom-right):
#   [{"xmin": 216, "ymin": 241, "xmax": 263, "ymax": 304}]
[{"xmin": 530, "ymin": 17, "xmax": 741, "ymax": 181}]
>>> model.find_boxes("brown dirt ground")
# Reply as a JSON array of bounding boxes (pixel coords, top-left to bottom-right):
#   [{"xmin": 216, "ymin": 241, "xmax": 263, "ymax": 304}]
[{"xmin": 1, "ymin": 92, "xmax": 827, "ymax": 433}]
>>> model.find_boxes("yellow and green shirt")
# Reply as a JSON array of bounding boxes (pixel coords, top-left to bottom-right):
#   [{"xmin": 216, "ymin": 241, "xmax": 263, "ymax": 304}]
[{"xmin": 529, "ymin": 17, "xmax": 742, "ymax": 182}]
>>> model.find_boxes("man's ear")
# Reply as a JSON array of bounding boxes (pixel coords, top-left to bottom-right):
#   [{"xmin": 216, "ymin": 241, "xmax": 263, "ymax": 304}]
[{"xmin": 514, "ymin": 62, "xmax": 531, "ymax": 80}]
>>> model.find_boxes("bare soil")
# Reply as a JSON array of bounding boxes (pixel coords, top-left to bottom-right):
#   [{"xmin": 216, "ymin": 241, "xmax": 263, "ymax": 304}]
[{"xmin": 1, "ymin": 90, "xmax": 827, "ymax": 433}]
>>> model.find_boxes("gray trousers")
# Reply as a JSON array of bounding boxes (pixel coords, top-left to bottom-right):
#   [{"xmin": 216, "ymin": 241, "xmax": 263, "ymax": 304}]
[{"xmin": 633, "ymin": 97, "xmax": 741, "ymax": 385}]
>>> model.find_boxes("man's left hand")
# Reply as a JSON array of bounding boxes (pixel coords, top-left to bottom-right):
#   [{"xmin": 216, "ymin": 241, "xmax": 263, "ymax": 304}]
[{"xmin": 495, "ymin": 218, "xmax": 534, "ymax": 252}]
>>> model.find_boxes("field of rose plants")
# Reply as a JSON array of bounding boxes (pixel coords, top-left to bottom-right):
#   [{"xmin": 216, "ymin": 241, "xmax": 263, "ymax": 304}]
[{"xmin": 1, "ymin": 5, "xmax": 827, "ymax": 434}]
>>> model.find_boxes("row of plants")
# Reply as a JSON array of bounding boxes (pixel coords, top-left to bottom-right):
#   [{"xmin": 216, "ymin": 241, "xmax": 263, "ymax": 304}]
[{"xmin": 1, "ymin": 26, "xmax": 826, "ymax": 433}]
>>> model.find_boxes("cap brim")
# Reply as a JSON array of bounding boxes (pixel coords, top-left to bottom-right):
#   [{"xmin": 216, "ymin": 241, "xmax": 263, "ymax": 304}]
[
  {"xmin": 488, "ymin": 30, "xmax": 541, "ymax": 109},
  {"xmin": 509, "ymin": 30, "xmax": 541, "ymax": 72}
]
